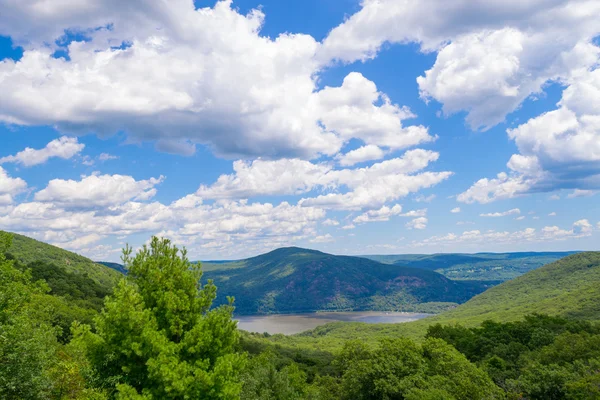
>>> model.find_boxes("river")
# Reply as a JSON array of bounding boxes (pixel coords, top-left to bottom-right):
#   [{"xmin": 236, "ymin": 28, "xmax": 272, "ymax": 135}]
[{"xmin": 236, "ymin": 311, "xmax": 431, "ymax": 335}]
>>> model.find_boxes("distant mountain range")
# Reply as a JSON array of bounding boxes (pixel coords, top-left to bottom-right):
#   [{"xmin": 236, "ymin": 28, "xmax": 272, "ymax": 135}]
[
  {"xmin": 201, "ymin": 247, "xmax": 498, "ymax": 315},
  {"xmin": 361, "ymin": 251, "xmax": 577, "ymax": 281},
  {"xmin": 293, "ymin": 251, "xmax": 600, "ymax": 345}
]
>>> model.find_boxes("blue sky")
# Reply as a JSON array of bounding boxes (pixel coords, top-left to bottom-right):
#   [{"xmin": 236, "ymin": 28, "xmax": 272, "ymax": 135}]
[{"xmin": 0, "ymin": 0, "xmax": 599, "ymax": 260}]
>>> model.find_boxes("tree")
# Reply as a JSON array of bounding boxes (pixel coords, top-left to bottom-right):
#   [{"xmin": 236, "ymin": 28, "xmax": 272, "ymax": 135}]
[
  {"xmin": 337, "ymin": 337, "xmax": 504, "ymax": 400},
  {"xmin": 76, "ymin": 237, "xmax": 246, "ymax": 399},
  {"xmin": 0, "ymin": 232, "xmax": 59, "ymax": 399}
]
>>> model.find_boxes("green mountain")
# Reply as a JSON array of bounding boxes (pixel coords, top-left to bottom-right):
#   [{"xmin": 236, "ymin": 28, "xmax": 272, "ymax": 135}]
[
  {"xmin": 97, "ymin": 261, "xmax": 128, "ymax": 274},
  {"xmin": 203, "ymin": 247, "xmax": 498, "ymax": 315},
  {"xmin": 362, "ymin": 251, "xmax": 576, "ymax": 281},
  {"xmin": 2, "ymin": 231, "xmax": 122, "ymax": 290},
  {"xmin": 286, "ymin": 252, "xmax": 600, "ymax": 348}
]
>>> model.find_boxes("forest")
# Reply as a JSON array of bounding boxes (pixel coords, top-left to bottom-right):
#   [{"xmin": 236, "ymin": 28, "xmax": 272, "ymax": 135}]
[{"xmin": 1, "ymin": 231, "xmax": 599, "ymax": 399}]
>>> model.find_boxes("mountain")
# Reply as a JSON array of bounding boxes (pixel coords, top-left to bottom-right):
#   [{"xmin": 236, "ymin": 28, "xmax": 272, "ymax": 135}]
[
  {"xmin": 423, "ymin": 251, "xmax": 600, "ymax": 325},
  {"xmin": 202, "ymin": 247, "xmax": 498, "ymax": 315},
  {"xmin": 362, "ymin": 251, "xmax": 576, "ymax": 281},
  {"xmin": 97, "ymin": 261, "xmax": 128, "ymax": 274},
  {"xmin": 289, "ymin": 252, "xmax": 600, "ymax": 347},
  {"xmin": 2, "ymin": 231, "xmax": 123, "ymax": 290}
]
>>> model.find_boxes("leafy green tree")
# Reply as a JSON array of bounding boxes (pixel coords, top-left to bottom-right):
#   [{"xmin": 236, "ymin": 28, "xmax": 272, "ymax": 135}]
[
  {"xmin": 337, "ymin": 337, "xmax": 503, "ymax": 400},
  {"xmin": 0, "ymin": 232, "xmax": 59, "ymax": 399},
  {"xmin": 76, "ymin": 237, "xmax": 246, "ymax": 399}
]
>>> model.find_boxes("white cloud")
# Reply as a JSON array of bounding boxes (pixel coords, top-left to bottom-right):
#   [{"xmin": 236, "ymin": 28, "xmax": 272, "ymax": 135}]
[
  {"xmin": 0, "ymin": 195, "xmax": 327, "ymax": 259},
  {"xmin": 98, "ymin": 153, "xmax": 118, "ymax": 161},
  {"xmin": 336, "ymin": 145, "xmax": 385, "ymax": 167},
  {"xmin": 353, "ymin": 204, "xmax": 403, "ymax": 223},
  {"xmin": 549, "ymin": 212, "xmax": 557, "ymax": 216},
  {"xmin": 341, "ymin": 224, "xmax": 355, "ymax": 230},
  {"xmin": 322, "ymin": 219, "xmax": 339, "ymax": 226},
  {"xmin": 480, "ymin": 208, "xmax": 521, "ymax": 217},
  {"xmin": 310, "ymin": 234, "xmax": 334, "ymax": 243},
  {"xmin": 568, "ymin": 189, "xmax": 597, "ymax": 198},
  {"xmin": 199, "ymin": 149, "xmax": 451, "ymax": 210},
  {"xmin": 451, "ymin": 207, "xmax": 460, "ymax": 213},
  {"xmin": 412, "ymin": 219, "xmax": 593, "ymax": 249},
  {"xmin": 515, "ymin": 216, "xmax": 526, "ymax": 220},
  {"xmin": 34, "ymin": 174, "xmax": 164, "ymax": 209},
  {"xmin": 197, "ymin": 159, "xmax": 331, "ymax": 199},
  {"xmin": 321, "ymin": 0, "xmax": 600, "ymax": 130},
  {"xmin": 0, "ymin": 2, "xmax": 436, "ymax": 160},
  {"xmin": 457, "ymin": 172, "xmax": 530, "ymax": 204},
  {"xmin": 406, "ymin": 217, "xmax": 427, "ymax": 230},
  {"xmin": 0, "ymin": 167, "xmax": 27, "ymax": 204},
  {"xmin": 415, "ymin": 194, "xmax": 436, "ymax": 203},
  {"xmin": 460, "ymin": 68, "xmax": 600, "ymax": 202},
  {"xmin": 316, "ymin": 72, "xmax": 435, "ymax": 150},
  {"xmin": 573, "ymin": 219, "xmax": 593, "ymax": 235},
  {"xmin": 550, "ymin": 194, "xmax": 561, "ymax": 200},
  {"xmin": 0, "ymin": 136, "xmax": 84, "ymax": 167}
]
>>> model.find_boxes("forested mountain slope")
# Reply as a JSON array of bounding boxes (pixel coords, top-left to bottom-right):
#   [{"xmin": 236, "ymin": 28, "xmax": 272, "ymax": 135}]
[
  {"xmin": 203, "ymin": 247, "xmax": 497, "ymax": 314},
  {"xmin": 2, "ymin": 231, "xmax": 122, "ymax": 290},
  {"xmin": 362, "ymin": 251, "xmax": 576, "ymax": 281},
  {"xmin": 285, "ymin": 252, "xmax": 600, "ymax": 347}
]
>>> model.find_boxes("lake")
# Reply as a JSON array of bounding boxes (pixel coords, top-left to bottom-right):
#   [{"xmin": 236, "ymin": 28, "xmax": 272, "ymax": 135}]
[{"xmin": 236, "ymin": 311, "xmax": 431, "ymax": 335}]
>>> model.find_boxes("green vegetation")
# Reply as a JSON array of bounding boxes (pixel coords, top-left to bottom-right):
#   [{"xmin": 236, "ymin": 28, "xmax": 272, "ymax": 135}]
[
  {"xmin": 203, "ymin": 247, "xmax": 496, "ymax": 315},
  {"xmin": 3, "ymin": 231, "xmax": 122, "ymax": 290},
  {"xmin": 270, "ymin": 252, "xmax": 600, "ymax": 348},
  {"xmin": 363, "ymin": 251, "xmax": 576, "ymax": 281},
  {"xmin": 1, "ymin": 231, "xmax": 599, "ymax": 399}
]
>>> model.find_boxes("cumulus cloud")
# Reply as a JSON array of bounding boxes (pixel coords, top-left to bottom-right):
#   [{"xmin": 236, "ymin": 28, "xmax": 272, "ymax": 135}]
[
  {"xmin": 0, "ymin": 2, "xmax": 435, "ymax": 160},
  {"xmin": 406, "ymin": 217, "xmax": 427, "ymax": 230},
  {"xmin": 0, "ymin": 136, "xmax": 84, "ymax": 167},
  {"xmin": 352, "ymin": 204, "xmax": 420, "ymax": 223},
  {"xmin": 412, "ymin": 219, "xmax": 593, "ymax": 249},
  {"xmin": 451, "ymin": 207, "xmax": 460, "ymax": 213},
  {"xmin": 549, "ymin": 212, "xmax": 557, "ymax": 216},
  {"xmin": 310, "ymin": 234, "xmax": 334, "ymax": 243},
  {"xmin": 336, "ymin": 145, "xmax": 385, "ymax": 166},
  {"xmin": 460, "ymin": 68, "xmax": 600, "ymax": 202},
  {"xmin": 0, "ymin": 167, "xmax": 27, "ymax": 204},
  {"xmin": 34, "ymin": 174, "xmax": 164, "ymax": 209},
  {"xmin": 480, "ymin": 208, "xmax": 521, "ymax": 217},
  {"xmin": 568, "ymin": 189, "xmax": 597, "ymax": 198},
  {"xmin": 321, "ymin": 0, "xmax": 600, "ymax": 130},
  {"xmin": 199, "ymin": 149, "xmax": 451, "ymax": 210},
  {"xmin": 0, "ymin": 194, "xmax": 327, "ymax": 259},
  {"xmin": 322, "ymin": 219, "xmax": 339, "ymax": 226}
]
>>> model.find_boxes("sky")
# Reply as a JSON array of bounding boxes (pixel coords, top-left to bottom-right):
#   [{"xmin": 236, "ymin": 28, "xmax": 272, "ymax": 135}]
[{"xmin": 0, "ymin": 0, "xmax": 599, "ymax": 261}]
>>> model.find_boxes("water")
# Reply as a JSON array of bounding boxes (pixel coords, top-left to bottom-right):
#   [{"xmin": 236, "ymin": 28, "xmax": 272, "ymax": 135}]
[{"xmin": 236, "ymin": 311, "xmax": 431, "ymax": 335}]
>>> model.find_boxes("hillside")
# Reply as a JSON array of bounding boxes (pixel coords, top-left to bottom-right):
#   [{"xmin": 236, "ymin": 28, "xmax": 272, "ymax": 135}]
[
  {"xmin": 3, "ymin": 231, "xmax": 123, "ymax": 290},
  {"xmin": 280, "ymin": 252, "xmax": 600, "ymax": 348},
  {"xmin": 203, "ymin": 247, "xmax": 497, "ymax": 315},
  {"xmin": 362, "ymin": 251, "xmax": 575, "ymax": 281}
]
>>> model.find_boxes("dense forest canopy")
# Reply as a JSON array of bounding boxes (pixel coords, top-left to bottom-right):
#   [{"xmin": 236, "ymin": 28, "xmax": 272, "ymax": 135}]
[{"xmin": 1, "ymin": 231, "xmax": 599, "ymax": 399}]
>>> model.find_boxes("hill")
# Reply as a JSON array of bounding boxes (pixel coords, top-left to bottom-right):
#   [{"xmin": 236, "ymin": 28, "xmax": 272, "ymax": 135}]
[
  {"xmin": 362, "ymin": 251, "xmax": 576, "ymax": 281},
  {"xmin": 280, "ymin": 252, "xmax": 600, "ymax": 348},
  {"xmin": 203, "ymin": 247, "xmax": 497, "ymax": 315},
  {"xmin": 97, "ymin": 261, "xmax": 128, "ymax": 274},
  {"xmin": 3, "ymin": 231, "xmax": 122, "ymax": 290}
]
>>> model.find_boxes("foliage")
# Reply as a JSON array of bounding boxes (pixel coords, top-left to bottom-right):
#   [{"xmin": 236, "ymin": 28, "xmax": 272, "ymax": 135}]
[
  {"xmin": 203, "ymin": 247, "xmax": 495, "ymax": 315},
  {"xmin": 0, "ymin": 232, "xmax": 59, "ymax": 399},
  {"xmin": 427, "ymin": 314, "xmax": 600, "ymax": 399},
  {"xmin": 363, "ymin": 252, "xmax": 576, "ymax": 281},
  {"xmin": 76, "ymin": 237, "xmax": 246, "ymax": 399},
  {"xmin": 3, "ymin": 230, "xmax": 122, "ymax": 290}
]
